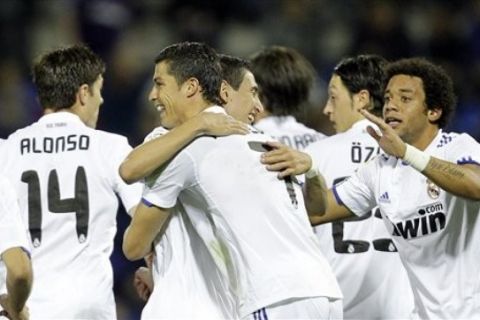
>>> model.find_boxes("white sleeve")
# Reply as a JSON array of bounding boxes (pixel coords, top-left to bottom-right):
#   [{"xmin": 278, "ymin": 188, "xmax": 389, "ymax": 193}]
[
  {"xmin": 447, "ymin": 133, "xmax": 480, "ymax": 165},
  {"xmin": 109, "ymin": 136, "xmax": 143, "ymax": 214},
  {"xmin": 142, "ymin": 150, "xmax": 195, "ymax": 209},
  {"xmin": 333, "ymin": 160, "xmax": 377, "ymax": 217},
  {"xmin": 0, "ymin": 176, "xmax": 30, "ymax": 257}
]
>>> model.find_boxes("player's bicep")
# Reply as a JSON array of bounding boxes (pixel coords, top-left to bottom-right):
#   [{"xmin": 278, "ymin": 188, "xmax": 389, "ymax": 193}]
[{"xmin": 123, "ymin": 201, "xmax": 171, "ymax": 261}]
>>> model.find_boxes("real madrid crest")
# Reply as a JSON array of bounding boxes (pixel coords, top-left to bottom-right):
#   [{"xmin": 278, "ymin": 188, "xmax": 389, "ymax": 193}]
[{"xmin": 426, "ymin": 179, "xmax": 440, "ymax": 199}]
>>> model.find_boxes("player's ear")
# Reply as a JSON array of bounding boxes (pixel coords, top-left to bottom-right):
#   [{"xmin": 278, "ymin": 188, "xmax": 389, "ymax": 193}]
[
  {"xmin": 427, "ymin": 107, "xmax": 442, "ymax": 123},
  {"xmin": 78, "ymin": 84, "xmax": 90, "ymax": 106},
  {"xmin": 220, "ymin": 80, "xmax": 230, "ymax": 105},
  {"xmin": 184, "ymin": 77, "xmax": 200, "ymax": 98},
  {"xmin": 355, "ymin": 89, "xmax": 370, "ymax": 111}
]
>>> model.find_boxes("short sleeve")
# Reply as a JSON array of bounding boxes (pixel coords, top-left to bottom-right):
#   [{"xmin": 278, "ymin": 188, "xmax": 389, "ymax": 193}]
[
  {"xmin": 142, "ymin": 150, "xmax": 195, "ymax": 209},
  {"xmin": 333, "ymin": 160, "xmax": 377, "ymax": 217},
  {"xmin": 446, "ymin": 133, "xmax": 480, "ymax": 166},
  {"xmin": 108, "ymin": 135, "xmax": 143, "ymax": 214}
]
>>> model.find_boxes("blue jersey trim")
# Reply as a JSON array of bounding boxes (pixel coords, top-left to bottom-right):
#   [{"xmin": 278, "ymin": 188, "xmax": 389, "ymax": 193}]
[
  {"xmin": 332, "ymin": 185, "xmax": 344, "ymax": 206},
  {"xmin": 141, "ymin": 198, "xmax": 154, "ymax": 207}
]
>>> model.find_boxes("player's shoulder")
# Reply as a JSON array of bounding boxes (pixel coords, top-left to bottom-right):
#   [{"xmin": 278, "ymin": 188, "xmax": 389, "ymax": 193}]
[
  {"xmin": 437, "ymin": 131, "xmax": 478, "ymax": 148},
  {"xmin": 143, "ymin": 126, "xmax": 168, "ymax": 143}
]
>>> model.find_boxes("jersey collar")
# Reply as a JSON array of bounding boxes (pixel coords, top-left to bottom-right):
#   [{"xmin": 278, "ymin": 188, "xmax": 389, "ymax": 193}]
[{"xmin": 38, "ymin": 111, "xmax": 85, "ymax": 126}]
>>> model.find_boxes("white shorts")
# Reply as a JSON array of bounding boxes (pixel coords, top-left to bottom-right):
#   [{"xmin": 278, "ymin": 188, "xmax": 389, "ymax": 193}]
[{"xmin": 243, "ymin": 297, "xmax": 343, "ymax": 320}]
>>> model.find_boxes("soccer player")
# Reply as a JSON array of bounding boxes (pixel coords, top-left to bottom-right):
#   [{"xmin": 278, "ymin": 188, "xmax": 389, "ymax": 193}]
[
  {"xmin": 0, "ymin": 175, "xmax": 32, "ymax": 320},
  {"xmin": 122, "ymin": 54, "xmax": 265, "ymax": 319},
  {"xmin": 264, "ymin": 57, "xmax": 480, "ymax": 319},
  {"xmin": 268, "ymin": 55, "xmax": 415, "ymax": 319},
  {"xmin": 250, "ymin": 46, "xmax": 325, "ymax": 150},
  {"xmin": 123, "ymin": 42, "xmax": 342, "ymax": 320},
  {"xmin": 0, "ymin": 44, "xmax": 142, "ymax": 319}
]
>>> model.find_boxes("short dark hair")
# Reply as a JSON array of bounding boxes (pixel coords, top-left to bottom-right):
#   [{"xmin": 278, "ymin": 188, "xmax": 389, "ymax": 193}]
[
  {"xmin": 155, "ymin": 42, "xmax": 223, "ymax": 106},
  {"xmin": 334, "ymin": 54, "xmax": 387, "ymax": 116},
  {"xmin": 249, "ymin": 46, "xmax": 315, "ymax": 116},
  {"xmin": 219, "ymin": 54, "xmax": 250, "ymax": 90},
  {"xmin": 33, "ymin": 44, "xmax": 105, "ymax": 111},
  {"xmin": 386, "ymin": 58, "xmax": 456, "ymax": 128}
]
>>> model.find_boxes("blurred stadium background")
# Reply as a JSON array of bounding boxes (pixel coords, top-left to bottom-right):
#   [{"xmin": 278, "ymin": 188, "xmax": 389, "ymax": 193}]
[{"xmin": 1, "ymin": 0, "xmax": 479, "ymax": 318}]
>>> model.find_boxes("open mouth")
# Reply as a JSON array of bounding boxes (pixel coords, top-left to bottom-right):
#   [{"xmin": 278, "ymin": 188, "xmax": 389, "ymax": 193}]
[
  {"xmin": 156, "ymin": 105, "xmax": 165, "ymax": 113},
  {"xmin": 385, "ymin": 116, "xmax": 402, "ymax": 128}
]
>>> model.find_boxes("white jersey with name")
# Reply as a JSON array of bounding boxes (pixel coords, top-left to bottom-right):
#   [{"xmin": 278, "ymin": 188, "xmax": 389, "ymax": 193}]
[
  {"xmin": 0, "ymin": 175, "xmax": 30, "ymax": 291},
  {"xmin": 306, "ymin": 120, "xmax": 415, "ymax": 319},
  {"xmin": 254, "ymin": 116, "xmax": 325, "ymax": 150},
  {"xmin": 143, "ymin": 107, "xmax": 342, "ymax": 318},
  {"xmin": 334, "ymin": 130, "xmax": 480, "ymax": 319},
  {"xmin": 140, "ymin": 127, "xmax": 236, "ymax": 320},
  {"xmin": 0, "ymin": 112, "xmax": 142, "ymax": 319}
]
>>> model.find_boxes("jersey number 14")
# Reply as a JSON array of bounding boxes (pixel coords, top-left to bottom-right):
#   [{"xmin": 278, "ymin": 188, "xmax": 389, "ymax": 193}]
[{"xmin": 21, "ymin": 167, "xmax": 89, "ymax": 247}]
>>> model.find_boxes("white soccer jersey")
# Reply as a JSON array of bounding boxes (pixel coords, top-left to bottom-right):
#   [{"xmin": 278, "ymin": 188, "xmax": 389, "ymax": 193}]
[
  {"xmin": 306, "ymin": 120, "xmax": 415, "ymax": 319},
  {"xmin": 254, "ymin": 116, "xmax": 325, "ymax": 150},
  {"xmin": 335, "ymin": 130, "xmax": 480, "ymax": 319},
  {"xmin": 143, "ymin": 107, "xmax": 342, "ymax": 318},
  {"xmin": 140, "ymin": 126, "xmax": 236, "ymax": 320},
  {"xmin": 0, "ymin": 175, "xmax": 30, "ymax": 291},
  {"xmin": 0, "ymin": 112, "xmax": 142, "ymax": 319}
]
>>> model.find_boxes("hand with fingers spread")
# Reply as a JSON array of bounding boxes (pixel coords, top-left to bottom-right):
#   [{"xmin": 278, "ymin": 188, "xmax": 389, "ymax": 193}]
[
  {"xmin": 196, "ymin": 112, "xmax": 249, "ymax": 137},
  {"xmin": 133, "ymin": 267, "xmax": 153, "ymax": 302},
  {"xmin": 360, "ymin": 109, "xmax": 407, "ymax": 158},
  {"xmin": 260, "ymin": 141, "xmax": 312, "ymax": 179}
]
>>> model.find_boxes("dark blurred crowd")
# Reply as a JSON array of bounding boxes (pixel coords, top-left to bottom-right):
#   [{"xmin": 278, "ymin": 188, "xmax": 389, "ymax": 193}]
[{"xmin": 1, "ymin": 0, "xmax": 479, "ymax": 318}]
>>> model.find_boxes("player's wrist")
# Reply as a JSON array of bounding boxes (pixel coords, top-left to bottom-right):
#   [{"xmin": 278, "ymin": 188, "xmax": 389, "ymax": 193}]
[
  {"xmin": 403, "ymin": 144, "xmax": 431, "ymax": 172},
  {"xmin": 304, "ymin": 155, "xmax": 318, "ymax": 178}
]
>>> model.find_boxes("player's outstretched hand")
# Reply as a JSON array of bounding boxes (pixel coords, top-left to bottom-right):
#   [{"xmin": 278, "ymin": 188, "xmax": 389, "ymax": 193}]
[
  {"xmin": 197, "ymin": 112, "xmax": 249, "ymax": 137},
  {"xmin": 133, "ymin": 267, "xmax": 153, "ymax": 302},
  {"xmin": 360, "ymin": 109, "xmax": 407, "ymax": 158},
  {"xmin": 260, "ymin": 141, "xmax": 312, "ymax": 179},
  {"xmin": 0, "ymin": 294, "xmax": 29, "ymax": 320}
]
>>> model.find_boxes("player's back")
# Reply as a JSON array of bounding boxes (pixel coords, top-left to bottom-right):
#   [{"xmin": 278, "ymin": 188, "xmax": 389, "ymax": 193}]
[
  {"xmin": 179, "ymin": 129, "xmax": 342, "ymax": 317},
  {"xmin": 1, "ymin": 112, "xmax": 141, "ymax": 319},
  {"xmin": 255, "ymin": 115, "xmax": 325, "ymax": 150},
  {"xmin": 306, "ymin": 120, "xmax": 415, "ymax": 319}
]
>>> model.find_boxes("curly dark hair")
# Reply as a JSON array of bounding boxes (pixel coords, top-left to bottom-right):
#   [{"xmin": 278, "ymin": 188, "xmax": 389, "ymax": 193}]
[
  {"xmin": 249, "ymin": 46, "xmax": 315, "ymax": 116},
  {"xmin": 386, "ymin": 58, "xmax": 456, "ymax": 128},
  {"xmin": 155, "ymin": 42, "xmax": 223, "ymax": 106},
  {"xmin": 33, "ymin": 44, "xmax": 105, "ymax": 111},
  {"xmin": 334, "ymin": 54, "xmax": 387, "ymax": 116}
]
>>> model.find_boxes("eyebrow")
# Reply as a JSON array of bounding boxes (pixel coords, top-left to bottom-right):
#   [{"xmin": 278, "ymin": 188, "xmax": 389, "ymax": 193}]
[{"xmin": 385, "ymin": 88, "xmax": 414, "ymax": 94}]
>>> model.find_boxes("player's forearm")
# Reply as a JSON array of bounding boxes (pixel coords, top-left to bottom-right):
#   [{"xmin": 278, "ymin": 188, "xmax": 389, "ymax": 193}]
[
  {"xmin": 123, "ymin": 226, "xmax": 152, "ymax": 260},
  {"xmin": 4, "ymin": 249, "xmax": 32, "ymax": 313},
  {"xmin": 303, "ymin": 173, "xmax": 328, "ymax": 216},
  {"xmin": 402, "ymin": 144, "xmax": 480, "ymax": 200},
  {"xmin": 423, "ymin": 159, "xmax": 480, "ymax": 200},
  {"xmin": 119, "ymin": 118, "xmax": 205, "ymax": 184},
  {"xmin": 302, "ymin": 166, "xmax": 356, "ymax": 226},
  {"xmin": 123, "ymin": 204, "xmax": 171, "ymax": 261}
]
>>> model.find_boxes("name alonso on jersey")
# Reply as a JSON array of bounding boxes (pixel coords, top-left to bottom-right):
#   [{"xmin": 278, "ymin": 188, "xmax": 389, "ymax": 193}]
[{"xmin": 20, "ymin": 135, "xmax": 90, "ymax": 155}]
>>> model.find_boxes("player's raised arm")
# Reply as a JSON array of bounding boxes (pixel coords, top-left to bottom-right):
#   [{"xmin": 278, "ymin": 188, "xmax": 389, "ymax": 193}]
[
  {"xmin": 361, "ymin": 109, "xmax": 480, "ymax": 200},
  {"xmin": 119, "ymin": 112, "xmax": 248, "ymax": 184}
]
